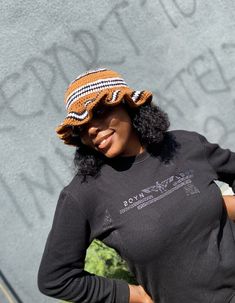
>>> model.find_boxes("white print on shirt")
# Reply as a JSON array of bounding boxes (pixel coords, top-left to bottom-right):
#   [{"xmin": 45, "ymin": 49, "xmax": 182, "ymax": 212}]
[{"xmin": 119, "ymin": 169, "xmax": 200, "ymax": 215}]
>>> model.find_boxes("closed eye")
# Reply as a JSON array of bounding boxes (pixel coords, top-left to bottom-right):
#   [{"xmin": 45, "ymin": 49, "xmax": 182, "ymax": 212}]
[{"xmin": 92, "ymin": 105, "xmax": 111, "ymax": 119}]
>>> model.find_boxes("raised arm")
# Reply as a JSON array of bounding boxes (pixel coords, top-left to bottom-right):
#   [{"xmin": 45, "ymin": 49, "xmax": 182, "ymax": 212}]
[{"xmin": 198, "ymin": 133, "xmax": 235, "ymax": 192}]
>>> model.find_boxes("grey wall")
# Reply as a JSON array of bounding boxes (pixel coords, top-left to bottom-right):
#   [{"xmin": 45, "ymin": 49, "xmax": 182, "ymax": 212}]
[{"xmin": 1, "ymin": 0, "xmax": 235, "ymax": 302}]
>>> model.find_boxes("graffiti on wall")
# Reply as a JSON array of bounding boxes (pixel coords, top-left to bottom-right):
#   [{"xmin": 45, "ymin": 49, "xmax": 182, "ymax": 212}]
[{"xmin": 1, "ymin": 1, "xmax": 234, "ymax": 228}]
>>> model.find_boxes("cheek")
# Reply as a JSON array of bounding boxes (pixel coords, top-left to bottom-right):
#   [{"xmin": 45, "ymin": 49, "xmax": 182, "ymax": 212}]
[
  {"xmin": 111, "ymin": 118, "xmax": 133, "ymax": 137},
  {"xmin": 109, "ymin": 113, "xmax": 131, "ymax": 129}
]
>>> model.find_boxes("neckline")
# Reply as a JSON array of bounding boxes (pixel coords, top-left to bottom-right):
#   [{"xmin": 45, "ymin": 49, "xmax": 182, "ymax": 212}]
[
  {"xmin": 106, "ymin": 149, "xmax": 151, "ymax": 170},
  {"xmin": 128, "ymin": 149, "xmax": 150, "ymax": 164}
]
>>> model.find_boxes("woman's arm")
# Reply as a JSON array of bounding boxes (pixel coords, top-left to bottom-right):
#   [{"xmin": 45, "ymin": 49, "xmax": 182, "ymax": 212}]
[
  {"xmin": 38, "ymin": 189, "xmax": 129, "ymax": 303},
  {"xmin": 198, "ymin": 133, "xmax": 235, "ymax": 193},
  {"xmin": 223, "ymin": 195, "xmax": 235, "ymax": 221}
]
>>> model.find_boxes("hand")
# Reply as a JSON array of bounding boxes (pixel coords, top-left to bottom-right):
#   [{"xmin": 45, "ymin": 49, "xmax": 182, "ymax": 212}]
[
  {"xmin": 223, "ymin": 195, "xmax": 235, "ymax": 221},
  {"xmin": 129, "ymin": 284, "xmax": 154, "ymax": 303}
]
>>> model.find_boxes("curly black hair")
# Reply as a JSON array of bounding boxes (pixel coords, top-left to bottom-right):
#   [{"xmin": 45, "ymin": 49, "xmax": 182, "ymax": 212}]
[{"xmin": 73, "ymin": 101, "xmax": 179, "ymax": 182}]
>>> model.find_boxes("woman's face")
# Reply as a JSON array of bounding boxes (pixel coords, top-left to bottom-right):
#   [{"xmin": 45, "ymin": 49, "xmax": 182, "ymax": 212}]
[{"xmin": 78, "ymin": 103, "xmax": 144, "ymax": 158}]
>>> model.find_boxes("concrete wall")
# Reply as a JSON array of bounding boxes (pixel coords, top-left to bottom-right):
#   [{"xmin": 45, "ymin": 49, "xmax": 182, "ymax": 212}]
[{"xmin": 1, "ymin": 1, "xmax": 235, "ymax": 302}]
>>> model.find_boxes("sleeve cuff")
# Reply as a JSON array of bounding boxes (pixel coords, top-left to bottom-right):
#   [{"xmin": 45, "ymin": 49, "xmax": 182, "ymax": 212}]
[{"xmin": 114, "ymin": 279, "xmax": 130, "ymax": 303}]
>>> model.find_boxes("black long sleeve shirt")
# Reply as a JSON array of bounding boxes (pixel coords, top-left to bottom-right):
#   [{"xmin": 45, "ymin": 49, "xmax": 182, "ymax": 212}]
[{"xmin": 38, "ymin": 130, "xmax": 235, "ymax": 303}]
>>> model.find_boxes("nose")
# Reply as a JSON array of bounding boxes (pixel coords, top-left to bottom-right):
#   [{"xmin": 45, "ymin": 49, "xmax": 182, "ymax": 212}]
[{"xmin": 87, "ymin": 119, "xmax": 102, "ymax": 136}]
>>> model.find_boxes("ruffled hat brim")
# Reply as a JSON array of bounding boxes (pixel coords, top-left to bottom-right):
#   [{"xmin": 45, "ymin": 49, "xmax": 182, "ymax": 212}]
[{"xmin": 56, "ymin": 88, "xmax": 152, "ymax": 145}]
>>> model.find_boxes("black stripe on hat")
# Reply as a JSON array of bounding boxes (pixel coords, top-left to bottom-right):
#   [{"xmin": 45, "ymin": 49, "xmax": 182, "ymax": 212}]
[
  {"xmin": 131, "ymin": 91, "xmax": 145, "ymax": 103},
  {"xmin": 66, "ymin": 79, "xmax": 126, "ymax": 109},
  {"xmin": 66, "ymin": 110, "xmax": 88, "ymax": 121}
]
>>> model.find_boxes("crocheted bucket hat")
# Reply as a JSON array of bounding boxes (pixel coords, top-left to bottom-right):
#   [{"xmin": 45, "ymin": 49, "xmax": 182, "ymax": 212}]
[{"xmin": 56, "ymin": 68, "xmax": 153, "ymax": 145}]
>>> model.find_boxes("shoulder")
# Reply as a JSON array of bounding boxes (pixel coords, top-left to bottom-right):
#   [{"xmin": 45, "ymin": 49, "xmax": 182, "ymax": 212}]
[
  {"xmin": 60, "ymin": 174, "xmax": 98, "ymax": 211},
  {"xmin": 167, "ymin": 129, "xmax": 203, "ymax": 143},
  {"xmin": 163, "ymin": 129, "xmax": 207, "ymax": 157}
]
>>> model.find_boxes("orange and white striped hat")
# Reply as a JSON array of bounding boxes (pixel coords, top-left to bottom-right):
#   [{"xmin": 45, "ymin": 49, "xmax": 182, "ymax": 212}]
[{"xmin": 56, "ymin": 68, "xmax": 153, "ymax": 145}]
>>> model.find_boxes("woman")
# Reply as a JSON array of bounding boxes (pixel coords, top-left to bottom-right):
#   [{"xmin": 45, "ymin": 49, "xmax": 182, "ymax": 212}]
[{"xmin": 38, "ymin": 68, "xmax": 235, "ymax": 303}]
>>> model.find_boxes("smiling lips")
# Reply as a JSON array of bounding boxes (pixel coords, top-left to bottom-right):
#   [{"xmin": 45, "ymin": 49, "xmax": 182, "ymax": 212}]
[{"xmin": 95, "ymin": 131, "xmax": 115, "ymax": 149}]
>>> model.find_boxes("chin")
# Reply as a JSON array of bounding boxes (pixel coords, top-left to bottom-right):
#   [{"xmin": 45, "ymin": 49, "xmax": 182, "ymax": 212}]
[
  {"xmin": 102, "ymin": 147, "xmax": 123, "ymax": 159},
  {"xmin": 103, "ymin": 151, "xmax": 120, "ymax": 158}
]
